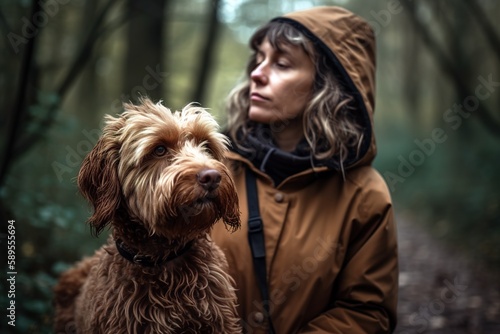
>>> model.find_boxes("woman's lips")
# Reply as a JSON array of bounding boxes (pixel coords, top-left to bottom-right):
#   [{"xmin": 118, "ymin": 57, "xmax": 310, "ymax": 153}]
[{"xmin": 250, "ymin": 93, "xmax": 270, "ymax": 102}]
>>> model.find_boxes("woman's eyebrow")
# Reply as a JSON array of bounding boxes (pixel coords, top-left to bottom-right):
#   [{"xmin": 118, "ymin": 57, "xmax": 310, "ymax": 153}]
[
  {"xmin": 254, "ymin": 43, "xmax": 294, "ymax": 59},
  {"xmin": 275, "ymin": 43, "xmax": 296, "ymax": 56}
]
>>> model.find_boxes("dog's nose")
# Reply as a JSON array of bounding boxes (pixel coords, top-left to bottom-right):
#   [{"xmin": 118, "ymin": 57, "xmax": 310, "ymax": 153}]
[{"xmin": 197, "ymin": 169, "xmax": 221, "ymax": 191}]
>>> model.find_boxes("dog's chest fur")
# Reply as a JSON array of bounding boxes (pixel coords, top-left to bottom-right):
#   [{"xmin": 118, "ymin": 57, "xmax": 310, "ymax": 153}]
[{"xmin": 75, "ymin": 237, "xmax": 237, "ymax": 333}]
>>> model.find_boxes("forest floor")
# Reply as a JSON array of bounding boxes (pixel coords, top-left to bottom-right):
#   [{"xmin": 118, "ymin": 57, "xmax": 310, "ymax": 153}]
[{"xmin": 395, "ymin": 213, "xmax": 500, "ymax": 333}]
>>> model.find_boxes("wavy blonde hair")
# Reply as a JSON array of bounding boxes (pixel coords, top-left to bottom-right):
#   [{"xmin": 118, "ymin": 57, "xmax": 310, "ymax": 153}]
[{"xmin": 227, "ymin": 21, "xmax": 364, "ymax": 164}]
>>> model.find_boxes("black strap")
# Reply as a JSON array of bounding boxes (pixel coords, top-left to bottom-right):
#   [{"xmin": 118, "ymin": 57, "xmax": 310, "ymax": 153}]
[{"xmin": 246, "ymin": 168, "xmax": 276, "ymax": 334}]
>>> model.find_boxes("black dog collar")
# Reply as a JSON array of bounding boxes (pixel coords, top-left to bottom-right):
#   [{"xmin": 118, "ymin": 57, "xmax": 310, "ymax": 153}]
[{"xmin": 115, "ymin": 239, "xmax": 193, "ymax": 267}]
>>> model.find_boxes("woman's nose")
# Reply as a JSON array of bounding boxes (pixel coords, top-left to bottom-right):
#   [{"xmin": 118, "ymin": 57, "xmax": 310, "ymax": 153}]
[{"xmin": 250, "ymin": 62, "xmax": 268, "ymax": 85}]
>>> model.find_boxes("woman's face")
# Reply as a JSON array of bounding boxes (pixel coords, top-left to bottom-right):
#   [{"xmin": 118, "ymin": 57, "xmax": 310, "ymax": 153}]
[{"xmin": 248, "ymin": 38, "xmax": 315, "ymax": 125}]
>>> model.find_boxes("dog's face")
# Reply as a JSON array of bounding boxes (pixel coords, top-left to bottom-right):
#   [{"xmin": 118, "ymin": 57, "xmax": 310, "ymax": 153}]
[{"xmin": 78, "ymin": 98, "xmax": 240, "ymax": 241}]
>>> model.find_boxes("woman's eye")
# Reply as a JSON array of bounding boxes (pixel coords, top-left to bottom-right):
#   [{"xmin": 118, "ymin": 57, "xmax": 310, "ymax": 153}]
[
  {"xmin": 276, "ymin": 60, "xmax": 290, "ymax": 69},
  {"xmin": 153, "ymin": 145, "xmax": 167, "ymax": 157}
]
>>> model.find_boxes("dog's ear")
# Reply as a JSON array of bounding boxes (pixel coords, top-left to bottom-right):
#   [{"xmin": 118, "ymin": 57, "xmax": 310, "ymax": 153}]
[
  {"xmin": 78, "ymin": 118, "xmax": 122, "ymax": 236},
  {"xmin": 223, "ymin": 192, "xmax": 241, "ymax": 233},
  {"xmin": 223, "ymin": 210, "xmax": 241, "ymax": 233}
]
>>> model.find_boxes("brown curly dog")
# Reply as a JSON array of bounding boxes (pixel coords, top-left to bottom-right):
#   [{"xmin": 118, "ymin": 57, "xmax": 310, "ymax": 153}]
[{"xmin": 53, "ymin": 98, "xmax": 242, "ymax": 333}]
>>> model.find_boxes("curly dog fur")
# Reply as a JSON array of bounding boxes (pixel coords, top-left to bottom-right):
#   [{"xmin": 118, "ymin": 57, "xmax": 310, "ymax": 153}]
[{"xmin": 53, "ymin": 98, "xmax": 242, "ymax": 333}]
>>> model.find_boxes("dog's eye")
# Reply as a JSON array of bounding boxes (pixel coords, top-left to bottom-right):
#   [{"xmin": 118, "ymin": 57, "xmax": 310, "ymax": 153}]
[
  {"xmin": 201, "ymin": 142, "xmax": 213, "ymax": 154},
  {"xmin": 153, "ymin": 145, "xmax": 167, "ymax": 157}
]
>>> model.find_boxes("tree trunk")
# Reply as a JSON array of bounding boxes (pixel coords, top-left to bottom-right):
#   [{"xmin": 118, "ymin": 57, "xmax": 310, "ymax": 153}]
[
  {"xmin": 0, "ymin": 0, "xmax": 40, "ymax": 188},
  {"xmin": 190, "ymin": 0, "xmax": 221, "ymax": 105},
  {"xmin": 123, "ymin": 0, "xmax": 168, "ymax": 104}
]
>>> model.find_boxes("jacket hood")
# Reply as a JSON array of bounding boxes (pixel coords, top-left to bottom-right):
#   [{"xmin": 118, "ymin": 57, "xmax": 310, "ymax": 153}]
[{"xmin": 272, "ymin": 6, "xmax": 377, "ymax": 168}]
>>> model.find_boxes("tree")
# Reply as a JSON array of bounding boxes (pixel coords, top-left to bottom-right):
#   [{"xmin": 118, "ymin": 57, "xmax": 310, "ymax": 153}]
[
  {"xmin": 400, "ymin": 0, "xmax": 500, "ymax": 136},
  {"xmin": 190, "ymin": 0, "xmax": 222, "ymax": 105},
  {"xmin": 123, "ymin": 0, "xmax": 168, "ymax": 104},
  {"xmin": 0, "ymin": 0, "xmax": 130, "ymax": 189}
]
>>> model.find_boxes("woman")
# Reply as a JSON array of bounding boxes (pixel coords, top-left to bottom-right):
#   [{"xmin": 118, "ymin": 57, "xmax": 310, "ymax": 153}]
[{"xmin": 212, "ymin": 6, "xmax": 398, "ymax": 333}]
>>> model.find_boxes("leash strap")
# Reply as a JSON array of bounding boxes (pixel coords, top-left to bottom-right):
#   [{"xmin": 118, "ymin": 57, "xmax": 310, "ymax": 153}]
[{"xmin": 246, "ymin": 168, "xmax": 276, "ymax": 334}]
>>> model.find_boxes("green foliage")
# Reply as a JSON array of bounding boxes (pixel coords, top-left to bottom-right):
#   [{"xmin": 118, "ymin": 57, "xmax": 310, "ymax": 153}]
[
  {"xmin": 1, "ymin": 104, "xmax": 107, "ymax": 332},
  {"xmin": 374, "ymin": 119, "xmax": 500, "ymax": 268}
]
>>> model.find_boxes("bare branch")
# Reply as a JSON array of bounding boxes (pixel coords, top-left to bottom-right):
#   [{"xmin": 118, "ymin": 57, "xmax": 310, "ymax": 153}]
[
  {"xmin": 191, "ymin": 0, "xmax": 222, "ymax": 104},
  {"xmin": 463, "ymin": 0, "xmax": 500, "ymax": 60},
  {"xmin": 13, "ymin": 0, "xmax": 127, "ymax": 157},
  {"xmin": 0, "ymin": 0, "xmax": 40, "ymax": 187},
  {"xmin": 0, "ymin": 9, "xmax": 13, "ymax": 37},
  {"xmin": 401, "ymin": 0, "xmax": 500, "ymax": 136}
]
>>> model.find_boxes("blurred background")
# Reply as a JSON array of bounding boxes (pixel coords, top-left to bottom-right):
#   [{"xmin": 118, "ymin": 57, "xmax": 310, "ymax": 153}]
[{"xmin": 0, "ymin": 0, "xmax": 499, "ymax": 332}]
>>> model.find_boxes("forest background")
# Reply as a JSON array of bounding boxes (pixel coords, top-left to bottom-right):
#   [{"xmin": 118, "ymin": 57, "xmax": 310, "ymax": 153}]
[{"xmin": 0, "ymin": 0, "xmax": 499, "ymax": 332}]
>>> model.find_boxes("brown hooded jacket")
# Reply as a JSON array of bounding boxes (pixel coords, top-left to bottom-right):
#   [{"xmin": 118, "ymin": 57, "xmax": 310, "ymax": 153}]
[{"xmin": 212, "ymin": 6, "xmax": 398, "ymax": 333}]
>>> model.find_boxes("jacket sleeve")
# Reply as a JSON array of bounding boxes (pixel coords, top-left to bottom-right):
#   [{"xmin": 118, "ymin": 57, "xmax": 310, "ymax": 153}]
[{"xmin": 298, "ymin": 186, "xmax": 399, "ymax": 333}]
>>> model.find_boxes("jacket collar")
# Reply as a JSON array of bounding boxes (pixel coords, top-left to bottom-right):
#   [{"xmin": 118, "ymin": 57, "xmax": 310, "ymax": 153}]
[{"xmin": 231, "ymin": 126, "xmax": 334, "ymax": 186}]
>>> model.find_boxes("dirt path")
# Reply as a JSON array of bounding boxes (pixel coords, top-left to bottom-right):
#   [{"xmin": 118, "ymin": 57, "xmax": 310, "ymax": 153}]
[{"xmin": 395, "ymin": 215, "xmax": 500, "ymax": 333}]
